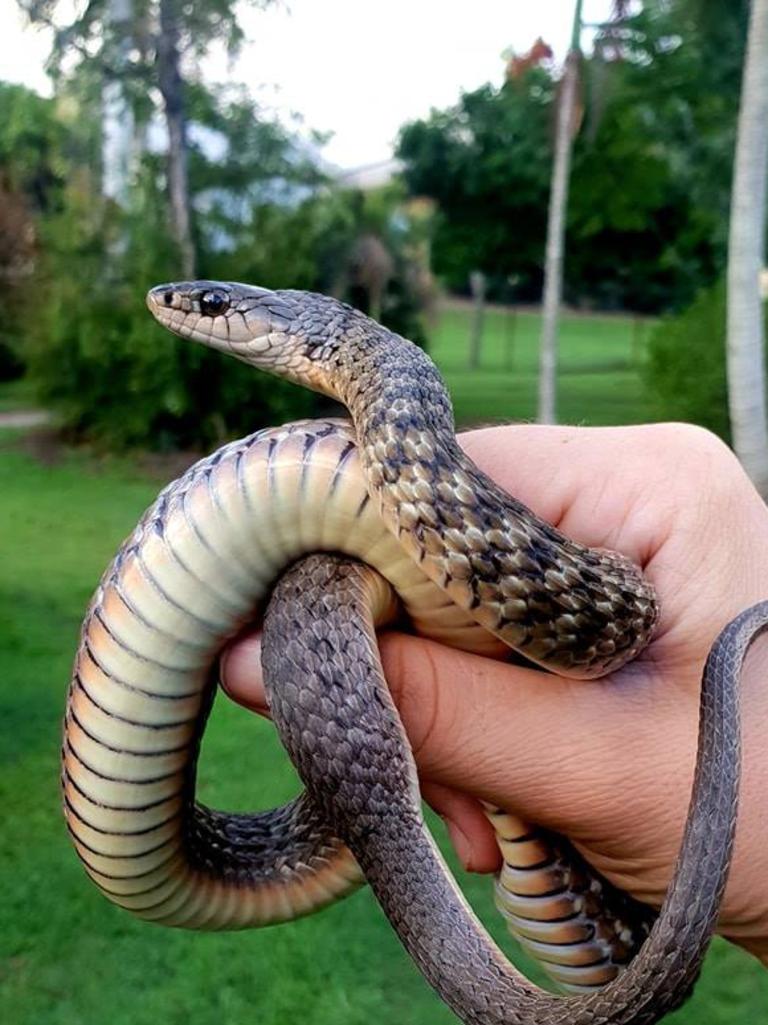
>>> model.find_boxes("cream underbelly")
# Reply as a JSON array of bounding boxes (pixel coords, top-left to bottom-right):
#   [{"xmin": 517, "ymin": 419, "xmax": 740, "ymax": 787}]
[
  {"xmin": 63, "ymin": 417, "xmax": 653, "ymax": 988},
  {"xmin": 63, "ymin": 420, "xmax": 506, "ymax": 928}
]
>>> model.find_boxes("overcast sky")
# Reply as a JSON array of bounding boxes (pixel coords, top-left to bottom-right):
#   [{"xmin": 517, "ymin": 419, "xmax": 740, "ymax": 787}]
[{"xmin": 1, "ymin": 0, "xmax": 616, "ymax": 168}]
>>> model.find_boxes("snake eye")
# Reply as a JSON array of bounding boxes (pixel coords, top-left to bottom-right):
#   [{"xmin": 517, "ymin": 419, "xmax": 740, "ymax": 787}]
[{"xmin": 200, "ymin": 291, "xmax": 228, "ymax": 317}]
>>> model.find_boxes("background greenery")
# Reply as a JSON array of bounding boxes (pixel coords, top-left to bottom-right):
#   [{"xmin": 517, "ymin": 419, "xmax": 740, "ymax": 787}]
[
  {"xmin": 397, "ymin": 0, "xmax": 750, "ymax": 312},
  {"xmin": 0, "ymin": 0, "xmax": 760, "ymax": 446}
]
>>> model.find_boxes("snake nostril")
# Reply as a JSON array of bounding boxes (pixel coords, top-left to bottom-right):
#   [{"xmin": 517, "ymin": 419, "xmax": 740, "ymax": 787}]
[{"xmin": 163, "ymin": 290, "xmax": 174, "ymax": 307}]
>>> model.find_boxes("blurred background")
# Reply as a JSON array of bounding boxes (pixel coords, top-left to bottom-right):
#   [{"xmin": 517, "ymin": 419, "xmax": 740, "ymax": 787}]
[{"xmin": 2, "ymin": 1, "xmax": 768, "ymax": 1023}]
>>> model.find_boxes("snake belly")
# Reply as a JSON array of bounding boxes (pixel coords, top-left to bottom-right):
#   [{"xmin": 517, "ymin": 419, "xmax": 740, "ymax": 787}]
[
  {"xmin": 61, "ymin": 280, "xmax": 753, "ymax": 1023},
  {"xmin": 62, "ymin": 418, "xmax": 648, "ymax": 960}
]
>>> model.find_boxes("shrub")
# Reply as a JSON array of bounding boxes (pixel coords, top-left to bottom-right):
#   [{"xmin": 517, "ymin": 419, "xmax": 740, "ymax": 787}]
[
  {"xmin": 644, "ymin": 280, "xmax": 767, "ymax": 443},
  {"xmin": 26, "ymin": 176, "xmax": 319, "ymax": 450},
  {"xmin": 25, "ymin": 175, "xmax": 429, "ymax": 450}
]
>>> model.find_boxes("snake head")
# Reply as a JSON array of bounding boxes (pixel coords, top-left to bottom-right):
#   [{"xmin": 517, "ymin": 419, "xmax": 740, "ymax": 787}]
[{"xmin": 146, "ymin": 280, "xmax": 344, "ymax": 398}]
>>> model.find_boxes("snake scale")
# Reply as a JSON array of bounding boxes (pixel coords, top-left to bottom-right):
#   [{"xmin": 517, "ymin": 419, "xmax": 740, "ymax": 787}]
[{"xmin": 62, "ymin": 280, "xmax": 767, "ymax": 1024}]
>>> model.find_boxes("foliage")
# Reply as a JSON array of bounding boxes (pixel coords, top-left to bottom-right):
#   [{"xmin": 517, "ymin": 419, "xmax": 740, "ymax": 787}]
[
  {"xmin": 19, "ymin": 0, "xmax": 284, "ymax": 274},
  {"xmin": 7, "ymin": 0, "xmax": 435, "ymax": 448},
  {"xmin": 645, "ymin": 280, "xmax": 768, "ymax": 442},
  {"xmin": 0, "ymin": 81, "xmax": 66, "ymax": 208},
  {"xmin": 5, "ymin": 0, "xmax": 755, "ymax": 445},
  {"xmin": 0, "ymin": 83, "xmax": 65, "ymax": 380},
  {"xmin": 398, "ymin": 73, "xmax": 553, "ymax": 303},
  {"xmin": 207, "ymin": 184, "xmax": 430, "ymax": 348},
  {"xmin": 0, "ymin": 181, "xmax": 35, "ymax": 380},
  {"xmin": 23, "ymin": 158, "xmax": 319, "ymax": 450},
  {"xmin": 8, "ymin": 76, "xmax": 429, "ymax": 447},
  {"xmin": 2, "ymin": 4, "xmax": 308, "ymax": 445},
  {"xmin": 396, "ymin": 0, "xmax": 750, "ymax": 314},
  {"xmin": 19, "ymin": 0, "xmax": 273, "ymax": 81}
]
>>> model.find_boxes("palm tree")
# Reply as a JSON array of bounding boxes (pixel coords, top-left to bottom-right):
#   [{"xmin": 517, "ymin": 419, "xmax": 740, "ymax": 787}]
[
  {"xmin": 537, "ymin": 0, "xmax": 583, "ymax": 424},
  {"xmin": 727, "ymin": 0, "xmax": 768, "ymax": 494}
]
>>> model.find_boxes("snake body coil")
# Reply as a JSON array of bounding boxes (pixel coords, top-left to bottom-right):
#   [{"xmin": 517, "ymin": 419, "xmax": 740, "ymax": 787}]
[{"xmin": 62, "ymin": 281, "xmax": 764, "ymax": 1024}]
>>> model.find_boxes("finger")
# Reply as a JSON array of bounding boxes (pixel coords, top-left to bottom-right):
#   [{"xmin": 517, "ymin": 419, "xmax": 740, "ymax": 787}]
[
  {"xmin": 220, "ymin": 632, "xmax": 269, "ymax": 715},
  {"xmin": 421, "ymin": 781, "xmax": 501, "ymax": 874},
  {"xmin": 378, "ymin": 630, "xmax": 692, "ymax": 844}
]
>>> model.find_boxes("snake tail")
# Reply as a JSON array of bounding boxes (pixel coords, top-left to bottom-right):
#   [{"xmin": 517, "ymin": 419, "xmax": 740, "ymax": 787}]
[{"xmin": 262, "ymin": 555, "xmax": 758, "ymax": 1025}]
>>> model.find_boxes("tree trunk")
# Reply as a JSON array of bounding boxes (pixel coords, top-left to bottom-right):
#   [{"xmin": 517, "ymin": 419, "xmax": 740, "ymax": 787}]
[
  {"xmin": 537, "ymin": 0, "xmax": 583, "ymax": 425},
  {"xmin": 727, "ymin": 0, "xmax": 768, "ymax": 494},
  {"xmin": 157, "ymin": 0, "xmax": 195, "ymax": 277},
  {"xmin": 102, "ymin": 0, "xmax": 135, "ymax": 204}
]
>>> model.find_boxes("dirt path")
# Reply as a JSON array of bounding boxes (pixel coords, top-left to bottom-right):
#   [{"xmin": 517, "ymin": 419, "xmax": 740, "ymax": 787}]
[{"xmin": 0, "ymin": 410, "xmax": 51, "ymax": 429}]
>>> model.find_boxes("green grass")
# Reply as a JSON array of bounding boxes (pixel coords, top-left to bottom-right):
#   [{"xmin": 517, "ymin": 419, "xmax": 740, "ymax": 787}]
[
  {"xmin": 430, "ymin": 304, "xmax": 656, "ymax": 427},
  {"xmin": 1, "ymin": 311, "xmax": 767, "ymax": 1025},
  {"xmin": 0, "ymin": 377, "xmax": 36, "ymax": 413}
]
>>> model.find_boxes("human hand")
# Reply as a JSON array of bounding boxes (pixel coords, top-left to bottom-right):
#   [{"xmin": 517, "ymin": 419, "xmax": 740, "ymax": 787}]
[{"xmin": 221, "ymin": 423, "xmax": 768, "ymax": 964}]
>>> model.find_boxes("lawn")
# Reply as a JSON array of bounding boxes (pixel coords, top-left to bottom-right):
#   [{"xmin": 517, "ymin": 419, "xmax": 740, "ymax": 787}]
[
  {"xmin": 431, "ymin": 302, "xmax": 657, "ymax": 426},
  {"xmin": 2, "ymin": 310, "xmax": 767, "ymax": 1025}
]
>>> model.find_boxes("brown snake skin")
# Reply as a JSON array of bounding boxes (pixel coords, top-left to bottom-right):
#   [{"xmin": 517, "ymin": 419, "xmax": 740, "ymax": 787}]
[{"xmin": 62, "ymin": 280, "xmax": 768, "ymax": 1023}]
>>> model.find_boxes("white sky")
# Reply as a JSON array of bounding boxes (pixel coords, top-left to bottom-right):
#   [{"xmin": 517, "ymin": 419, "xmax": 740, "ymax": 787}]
[{"xmin": 1, "ymin": 0, "xmax": 615, "ymax": 168}]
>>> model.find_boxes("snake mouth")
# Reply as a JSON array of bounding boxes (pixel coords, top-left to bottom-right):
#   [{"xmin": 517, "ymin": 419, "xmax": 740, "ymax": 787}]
[{"xmin": 145, "ymin": 279, "xmax": 342, "ymax": 400}]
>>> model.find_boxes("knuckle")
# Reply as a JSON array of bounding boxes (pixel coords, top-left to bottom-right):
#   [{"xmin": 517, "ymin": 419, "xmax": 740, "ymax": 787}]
[
  {"xmin": 653, "ymin": 422, "xmax": 734, "ymax": 466},
  {"xmin": 649, "ymin": 423, "xmax": 749, "ymax": 510}
]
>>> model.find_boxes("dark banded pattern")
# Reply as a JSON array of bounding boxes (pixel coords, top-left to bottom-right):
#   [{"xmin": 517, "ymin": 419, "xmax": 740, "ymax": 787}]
[
  {"xmin": 484, "ymin": 808, "xmax": 654, "ymax": 992},
  {"xmin": 64, "ymin": 419, "xmax": 653, "ymax": 970},
  {"xmin": 62, "ymin": 281, "xmax": 751, "ymax": 1025}
]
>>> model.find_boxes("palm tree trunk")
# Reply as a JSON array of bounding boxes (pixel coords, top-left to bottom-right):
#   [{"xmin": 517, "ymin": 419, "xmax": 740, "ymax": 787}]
[
  {"xmin": 157, "ymin": 0, "xmax": 195, "ymax": 278},
  {"xmin": 102, "ymin": 0, "xmax": 135, "ymax": 204},
  {"xmin": 727, "ymin": 0, "xmax": 768, "ymax": 494},
  {"xmin": 537, "ymin": 0, "xmax": 583, "ymax": 425}
]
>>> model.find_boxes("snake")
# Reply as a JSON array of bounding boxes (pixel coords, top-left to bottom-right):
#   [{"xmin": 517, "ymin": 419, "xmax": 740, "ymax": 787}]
[{"xmin": 61, "ymin": 280, "xmax": 766, "ymax": 1024}]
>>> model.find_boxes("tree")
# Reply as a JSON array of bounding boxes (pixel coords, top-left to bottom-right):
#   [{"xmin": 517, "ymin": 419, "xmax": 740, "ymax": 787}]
[
  {"xmin": 0, "ymin": 72, "xmax": 429, "ymax": 447},
  {"xmin": 17, "ymin": 81, "xmax": 329, "ymax": 448},
  {"xmin": 101, "ymin": 0, "xmax": 137, "ymax": 204},
  {"xmin": 19, "ymin": 0, "xmax": 275, "ymax": 273},
  {"xmin": 726, "ymin": 0, "xmax": 768, "ymax": 494},
  {"xmin": 537, "ymin": 0, "xmax": 583, "ymax": 424},
  {"xmin": 396, "ymin": 2, "xmax": 750, "ymax": 316},
  {"xmin": 398, "ymin": 75, "xmax": 554, "ymax": 303},
  {"xmin": 0, "ymin": 82, "xmax": 64, "ymax": 379},
  {"xmin": 156, "ymin": 0, "xmax": 195, "ymax": 275}
]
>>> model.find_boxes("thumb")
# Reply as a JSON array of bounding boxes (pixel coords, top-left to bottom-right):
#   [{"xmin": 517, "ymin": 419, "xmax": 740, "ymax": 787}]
[{"xmin": 221, "ymin": 627, "xmax": 669, "ymax": 835}]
